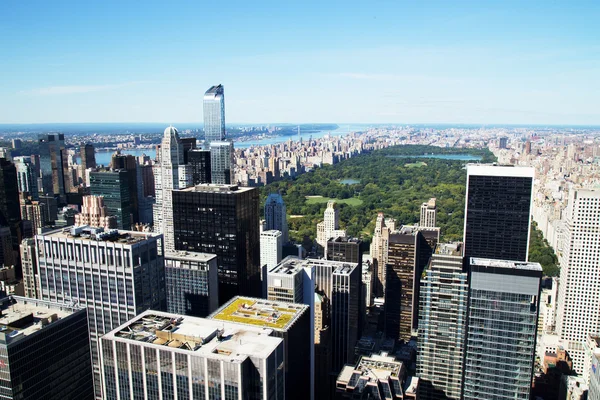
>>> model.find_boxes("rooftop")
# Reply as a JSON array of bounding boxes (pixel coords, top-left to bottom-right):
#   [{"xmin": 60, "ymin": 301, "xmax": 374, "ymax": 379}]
[
  {"xmin": 176, "ymin": 184, "xmax": 254, "ymax": 194},
  {"xmin": 435, "ymin": 242, "xmax": 463, "ymax": 256},
  {"xmin": 165, "ymin": 250, "xmax": 216, "ymax": 264},
  {"xmin": 467, "ymin": 164, "xmax": 535, "ymax": 178},
  {"xmin": 470, "ymin": 257, "xmax": 543, "ymax": 272},
  {"xmin": 105, "ymin": 310, "xmax": 281, "ymax": 361},
  {"xmin": 261, "ymin": 230, "xmax": 282, "ymax": 237},
  {"xmin": 269, "ymin": 257, "xmax": 305, "ymax": 275},
  {"xmin": 210, "ymin": 296, "xmax": 308, "ymax": 331},
  {"xmin": 40, "ymin": 226, "xmax": 161, "ymax": 245},
  {"xmin": 0, "ymin": 296, "xmax": 81, "ymax": 345}
]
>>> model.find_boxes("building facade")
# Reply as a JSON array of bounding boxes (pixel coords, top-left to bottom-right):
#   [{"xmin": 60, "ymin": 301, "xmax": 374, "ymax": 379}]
[
  {"xmin": 463, "ymin": 165, "xmax": 534, "ymax": 261},
  {"xmin": 264, "ymin": 193, "xmax": 288, "ymax": 243},
  {"xmin": 172, "ymin": 184, "xmax": 261, "ymax": 304},
  {"xmin": 316, "ymin": 201, "xmax": 346, "ymax": 251},
  {"xmin": 187, "ymin": 149, "xmax": 212, "ymax": 185},
  {"xmin": 36, "ymin": 226, "xmax": 166, "ymax": 397},
  {"xmin": 260, "ymin": 230, "xmax": 283, "ymax": 270},
  {"xmin": 38, "ymin": 133, "xmax": 68, "ymax": 197},
  {"xmin": 209, "ymin": 140, "xmax": 233, "ymax": 185},
  {"xmin": 90, "ymin": 170, "xmax": 132, "ymax": 230},
  {"xmin": 165, "ymin": 250, "xmax": 218, "ymax": 318},
  {"xmin": 462, "ymin": 257, "xmax": 542, "ymax": 400},
  {"xmin": 203, "ymin": 84, "xmax": 225, "ymax": 143},
  {"xmin": 100, "ymin": 310, "xmax": 285, "ymax": 400},
  {"xmin": 75, "ymin": 195, "xmax": 117, "ymax": 229},
  {"xmin": 420, "ymin": 197, "xmax": 437, "ymax": 228}
]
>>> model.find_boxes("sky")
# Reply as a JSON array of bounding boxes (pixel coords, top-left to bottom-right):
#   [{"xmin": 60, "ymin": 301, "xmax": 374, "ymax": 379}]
[{"xmin": 1, "ymin": 0, "xmax": 599, "ymax": 125}]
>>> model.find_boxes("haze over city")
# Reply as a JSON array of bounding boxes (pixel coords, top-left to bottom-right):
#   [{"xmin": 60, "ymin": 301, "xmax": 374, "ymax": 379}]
[{"xmin": 1, "ymin": 0, "xmax": 599, "ymax": 125}]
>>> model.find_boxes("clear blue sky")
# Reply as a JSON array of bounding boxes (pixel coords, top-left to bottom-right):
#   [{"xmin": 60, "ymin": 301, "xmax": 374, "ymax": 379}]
[{"xmin": 1, "ymin": 0, "xmax": 599, "ymax": 125}]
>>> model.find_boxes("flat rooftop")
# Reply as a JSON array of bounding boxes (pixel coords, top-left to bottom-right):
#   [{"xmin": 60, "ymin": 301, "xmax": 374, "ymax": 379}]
[
  {"xmin": 467, "ymin": 164, "xmax": 535, "ymax": 178},
  {"xmin": 210, "ymin": 296, "xmax": 308, "ymax": 331},
  {"xmin": 175, "ymin": 184, "xmax": 254, "ymax": 194},
  {"xmin": 470, "ymin": 257, "xmax": 542, "ymax": 272},
  {"xmin": 0, "ymin": 296, "xmax": 81, "ymax": 344},
  {"xmin": 105, "ymin": 310, "xmax": 281, "ymax": 362},
  {"xmin": 435, "ymin": 242, "xmax": 463, "ymax": 256},
  {"xmin": 40, "ymin": 226, "xmax": 160, "ymax": 245},
  {"xmin": 165, "ymin": 250, "xmax": 216, "ymax": 264},
  {"xmin": 269, "ymin": 256, "xmax": 306, "ymax": 275}
]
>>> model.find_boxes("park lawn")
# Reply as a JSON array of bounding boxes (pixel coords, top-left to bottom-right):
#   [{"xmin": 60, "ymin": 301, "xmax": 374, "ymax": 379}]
[
  {"xmin": 404, "ymin": 162, "xmax": 428, "ymax": 168},
  {"xmin": 305, "ymin": 196, "xmax": 363, "ymax": 206}
]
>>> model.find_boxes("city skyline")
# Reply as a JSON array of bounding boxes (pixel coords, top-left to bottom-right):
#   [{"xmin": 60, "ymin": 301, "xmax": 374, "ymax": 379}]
[{"xmin": 1, "ymin": 1, "xmax": 599, "ymax": 125}]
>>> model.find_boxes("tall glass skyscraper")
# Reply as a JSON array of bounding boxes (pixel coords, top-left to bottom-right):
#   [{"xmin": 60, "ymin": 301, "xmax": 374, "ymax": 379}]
[
  {"xmin": 462, "ymin": 257, "xmax": 542, "ymax": 400},
  {"xmin": 203, "ymin": 84, "xmax": 225, "ymax": 143}
]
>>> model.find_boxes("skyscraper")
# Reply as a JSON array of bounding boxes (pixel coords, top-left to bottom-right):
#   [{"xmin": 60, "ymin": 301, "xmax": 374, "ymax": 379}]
[
  {"xmin": 80, "ymin": 143, "xmax": 96, "ymax": 170},
  {"xmin": 20, "ymin": 238, "xmax": 38, "ymax": 298},
  {"xmin": 100, "ymin": 310, "xmax": 285, "ymax": 400},
  {"xmin": 209, "ymin": 140, "xmax": 233, "ymax": 185},
  {"xmin": 74, "ymin": 195, "xmax": 117, "ymax": 229},
  {"xmin": 369, "ymin": 213, "xmax": 395, "ymax": 296},
  {"xmin": 420, "ymin": 197, "xmax": 437, "ymax": 228},
  {"xmin": 462, "ymin": 257, "xmax": 541, "ymax": 400},
  {"xmin": 187, "ymin": 148, "xmax": 212, "ymax": 184},
  {"xmin": 0, "ymin": 296, "xmax": 94, "ymax": 399},
  {"xmin": 385, "ymin": 226, "xmax": 438, "ymax": 343},
  {"xmin": 111, "ymin": 153, "xmax": 139, "ymax": 224},
  {"xmin": 417, "ymin": 242, "xmax": 467, "ymax": 400},
  {"xmin": 90, "ymin": 170, "xmax": 131, "ymax": 230},
  {"xmin": 556, "ymin": 189, "xmax": 600, "ymax": 372},
  {"xmin": 260, "ymin": 230, "xmax": 283, "ymax": 270},
  {"xmin": 38, "ymin": 133, "xmax": 68, "ymax": 198},
  {"xmin": 164, "ymin": 250, "xmax": 219, "ymax": 317},
  {"xmin": 172, "ymin": 184, "xmax": 261, "ymax": 303},
  {"xmin": 14, "ymin": 156, "xmax": 38, "ymax": 199},
  {"xmin": 36, "ymin": 226, "xmax": 166, "ymax": 397},
  {"xmin": 463, "ymin": 165, "xmax": 534, "ymax": 261},
  {"xmin": 326, "ymin": 237, "xmax": 362, "ymax": 264},
  {"xmin": 264, "ymin": 192, "xmax": 289, "ymax": 243},
  {"xmin": 0, "ymin": 158, "xmax": 22, "ymax": 257},
  {"xmin": 316, "ymin": 201, "xmax": 346, "ymax": 250},
  {"xmin": 153, "ymin": 126, "xmax": 184, "ymax": 251},
  {"xmin": 203, "ymin": 84, "xmax": 225, "ymax": 143}
]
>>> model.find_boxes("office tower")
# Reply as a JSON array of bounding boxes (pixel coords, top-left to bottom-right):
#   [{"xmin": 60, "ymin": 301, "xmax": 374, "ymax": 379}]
[
  {"xmin": 172, "ymin": 184, "xmax": 261, "ymax": 303},
  {"xmin": 556, "ymin": 189, "xmax": 600, "ymax": 372},
  {"xmin": 14, "ymin": 156, "xmax": 38, "ymax": 199},
  {"xmin": 314, "ymin": 292, "xmax": 332, "ymax": 400},
  {"xmin": 417, "ymin": 243, "xmax": 467, "ymax": 400},
  {"xmin": 90, "ymin": 169, "xmax": 131, "ymax": 230},
  {"xmin": 139, "ymin": 163, "xmax": 155, "ymax": 197},
  {"xmin": 20, "ymin": 238, "xmax": 38, "ymax": 298},
  {"xmin": 75, "ymin": 195, "xmax": 117, "ymax": 229},
  {"xmin": 462, "ymin": 258, "xmax": 542, "ymax": 400},
  {"xmin": 316, "ymin": 201, "xmax": 346, "ymax": 250},
  {"xmin": 80, "ymin": 143, "xmax": 96, "ymax": 170},
  {"xmin": 36, "ymin": 226, "xmax": 166, "ymax": 397},
  {"xmin": 210, "ymin": 296, "xmax": 311, "ymax": 400},
  {"xmin": 463, "ymin": 165, "xmax": 534, "ymax": 261},
  {"xmin": 370, "ymin": 213, "xmax": 396, "ymax": 296},
  {"xmin": 264, "ymin": 192, "xmax": 288, "ymax": 243},
  {"xmin": 336, "ymin": 353, "xmax": 419, "ymax": 399},
  {"xmin": 180, "ymin": 137, "xmax": 197, "ymax": 163},
  {"xmin": 165, "ymin": 250, "xmax": 218, "ymax": 317},
  {"xmin": 0, "ymin": 158, "xmax": 21, "ymax": 255},
  {"xmin": 187, "ymin": 148, "xmax": 212, "ymax": 184},
  {"xmin": 260, "ymin": 230, "xmax": 282, "ymax": 269},
  {"xmin": 111, "ymin": 153, "xmax": 139, "ymax": 224},
  {"xmin": 420, "ymin": 197, "xmax": 437, "ymax": 228},
  {"xmin": 38, "ymin": 133, "xmax": 68, "ymax": 197},
  {"xmin": 0, "ymin": 296, "xmax": 93, "ymax": 399},
  {"xmin": 11, "ymin": 138, "xmax": 21, "ymax": 149},
  {"xmin": 19, "ymin": 197, "xmax": 48, "ymax": 234},
  {"xmin": 210, "ymin": 140, "xmax": 233, "ymax": 185},
  {"xmin": 203, "ymin": 84, "xmax": 225, "ymax": 143},
  {"xmin": 499, "ymin": 136, "xmax": 508, "ymax": 149},
  {"xmin": 0, "ymin": 226, "xmax": 15, "ymax": 267},
  {"xmin": 326, "ymin": 236, "xmax": 362, "ymax": 264},
  {"xmin": 100, "ymin": 310, "xmax": 284, "ymax": 400},
  {"xmin": 385, "ymin": 226, "xmax": 437, "ymax": 343},
  {"xmin": 153, "ymin": 126, "xmax": 184, "ymax": 251}
]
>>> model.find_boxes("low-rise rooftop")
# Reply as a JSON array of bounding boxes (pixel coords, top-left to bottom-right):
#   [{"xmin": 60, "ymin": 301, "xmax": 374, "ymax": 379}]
[
  {"xmin": 470, "ymin": 257, "xmax": 543, "ymax": 272},
  {"xmin": 105, "ymin": 310, "xmax": 281, "ymax": 362},
  {"xmin": 165, "ymin": 250, "xmax": 216, "ymax": 264},
  {"xmin": 0, "ymin": 296, "xmax": 81, "ymax": 345},
  {"xmin": 40, "ymin": 225, "xmax": 160, "ymax": 245},
  {"xmin": 210, "ymin": 296, "xmax": 308, "ymax": 331},
  {"xmin": 435, "ymin": 242, "xmax": 463, "ymax": 256},
  {"xmin": 176, "ymin": 184, "xmax": 254, "ymax": 194}
]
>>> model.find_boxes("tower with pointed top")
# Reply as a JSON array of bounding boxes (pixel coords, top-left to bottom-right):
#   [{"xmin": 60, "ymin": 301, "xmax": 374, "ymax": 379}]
[{"xmin": 153, "ymin": 126, "xmax": 184, "ymax": 251}]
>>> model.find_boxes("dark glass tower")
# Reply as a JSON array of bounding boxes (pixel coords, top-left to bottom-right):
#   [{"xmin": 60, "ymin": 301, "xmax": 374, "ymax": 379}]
[
  {"xmin": 80, "ymin": 143, "xmax": 96, "ymax": 170},
  {"xmin": 187, "ymin": 149, "xmax": 212, "ymax": 184},
  {"xmin": 111, "ymin": 154, "xmax": 139, "ymax": 224},
  {"xmin": 38, "ymin": 134, "xmax": 68, "ymax": 197},
  {"xmin": 90, "ymin": 170, "xmax": 131, "ymax": 230},
  {"xmin": 463, "ymin": 165, "xmax": 534, "ymax": 261},
  {"xmin": 0, "ymin": 158, "xmax": 22, "ymax": 262},
  {"xmin": 172, "ymin": 184, "xmax": 261, "ymax": 304}
]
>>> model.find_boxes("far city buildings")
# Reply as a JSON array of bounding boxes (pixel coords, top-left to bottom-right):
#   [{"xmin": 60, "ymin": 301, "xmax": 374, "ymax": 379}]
[
  {"xmin": 172, "ymin": 184, "xmax": 261, "ymax": 304},
  {"xmin": 0, "ymin": 296, "xmax": 94, "ymax": 400},
  {"xmin": 463, "ymin": 165, "xmax": 534, "ymax": 261},
  {"xmin": 264, "ymin": 192, "xmax": 289, "ymax": 243}
]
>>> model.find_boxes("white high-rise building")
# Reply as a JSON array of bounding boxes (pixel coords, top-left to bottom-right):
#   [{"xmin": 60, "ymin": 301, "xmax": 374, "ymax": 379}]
[
  {"xmin": 316, "ymin": 201, "xmax": 346, "ymax": 249},
  {"xmin": 153, "ymin": 126, "xmax": 184, "ymax": 252},
  {"xmin": 203, "ymin": 84, "xmax": 225, "ymax": 143},
  {"xmin": 265, "ymin": 192, "xmax": 289, "ymax": 243},
  {"xmin": 420, "ymin": 197, "xmax": 437, "ymax": 228},
  {"xmin": 260, "ymin": 230, "xmax": 283, "ymax": 270},
  {"xmin": 210, "ymin": 140, "xmax": 233, "ymax": 185},
  {"xmin": 556, "ymin": 189, "xmax": 600, "ymax": 372},
  {"xmin": 369, "ymin": 212, "xmax": 395, "ymax": 295}
]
